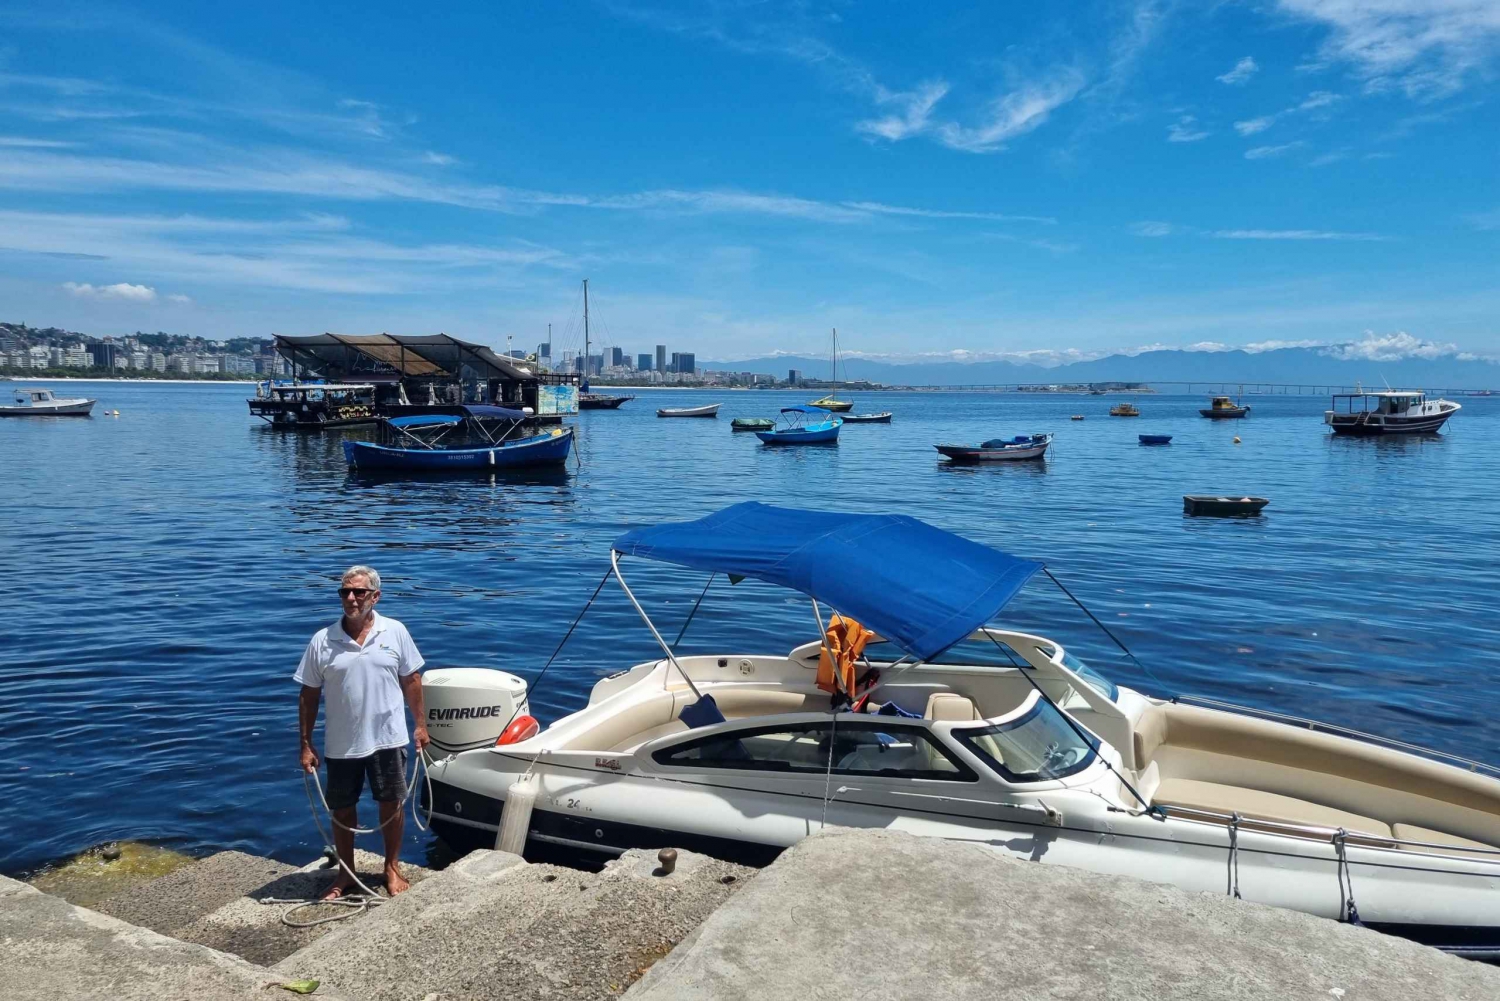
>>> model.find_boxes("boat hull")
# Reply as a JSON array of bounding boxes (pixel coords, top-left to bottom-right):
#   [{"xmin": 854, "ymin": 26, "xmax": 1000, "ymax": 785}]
[
  {"xmin": 1200, "ymin": 408, "xmax": 1250, "ymax": 418},
  {"xmin": 842, "ymin": 412, "xmax": 893, "ymax": 423},
  {"xmin": 935, "ymin": 441, "xmax": 1049, "ymax": 462},
  {"xmin": 580, "ymin": 394, "xmax": 632, "ymax": 410},
  {"xmin": 1183, "ymin": 495, "xmax": 1268, "ymax": 516},
  {"xmin": 808, "ymin": 399, "xmax": 853, "ymax": 413},
  {"xmin": 0, "ymin": 399, "xmax": 94, "ymax": 416},
  {"xmin": 657, "ymin": 405, "xmax": 721, "ymax": 418},
  {"xmin": 343, "ymin": 428, "xmax": 573, "ymax": 471},
  {"xmin": 756, "ymin": 423, "xmax": 841, "ymax": 445},
  {"xmin": 1325, "ymin": 413, "xmax": 1456, "ymax": 435}
]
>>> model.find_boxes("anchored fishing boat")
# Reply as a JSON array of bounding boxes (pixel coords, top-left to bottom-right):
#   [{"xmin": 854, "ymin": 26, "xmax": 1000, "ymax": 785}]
[
  {"xmin": 419, "ymin": 503, "xmax": 1500, "ymax": 958},
  {"xmin": 842, "ymin": 412, "xmax": 893, "ymax": 424},
  {"xmin": 248, "ymin": 382, "xmax": 379, "ymax": 429},
  {"xmin": 731, "ymin": 417, "xmax": 776, "ymax": 432},
  {"xmin": 342, "ymin": 405, "xmax": 572, "ymax": 472},
  {"xmin": 1109, "ymin": 402, "xmax": 1140, "ymax": 417},
  {"xmin": 1201, "ymin": 396, "xmax": 1250, "ymax": 419},
  {"xmin": 934, "ymin": 434, "xmax": 1051, "ymax": 462},
  {"xmin": 0, "ymin": 387, "xmax": 95, "ymax": 416},
  {"xmin": 1139, "ymin": 434, "xmax": 1173, "ymax": 445},
  {"xmin": 755, "ymin": 407, "xmax": 842, "ymax": 445},
  {"xmin": 657, "ymin": 403, "xmax": 721, "ymax": 418},
  {"xmin": 1325, "ymin": 391, "xmax": 1460, "ymax": 436}
]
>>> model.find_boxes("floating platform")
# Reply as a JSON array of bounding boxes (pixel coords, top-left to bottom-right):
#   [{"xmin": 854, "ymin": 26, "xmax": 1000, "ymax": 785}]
[{"xmin": 1183, "ymin": 494, "xmax": 1269, "ymax": 516}]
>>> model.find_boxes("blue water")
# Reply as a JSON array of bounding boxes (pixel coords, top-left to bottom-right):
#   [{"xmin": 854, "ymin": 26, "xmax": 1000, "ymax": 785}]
[{"xmin": 3, "ymin": 382, "xmax": 1498, "ymax": 874}]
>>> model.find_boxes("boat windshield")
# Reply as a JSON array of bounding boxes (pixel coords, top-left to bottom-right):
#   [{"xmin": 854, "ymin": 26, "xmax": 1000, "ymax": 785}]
[
  {"xmin": 1042, "ymin": 648, "xmax": 1118, "ymax": 701},
  {"xmin": 952, "ymin": 695, "xmax": 1098, "ymax": 783}
]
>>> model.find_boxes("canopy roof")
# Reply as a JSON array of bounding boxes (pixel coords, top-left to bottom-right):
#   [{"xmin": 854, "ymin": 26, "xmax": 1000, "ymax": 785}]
[
  {"xmin": 780, "ymin": 406, "xmax": 825, "ymax": 414},
  {"xmin": 613, "ymin": 502, "xmax": 1042, "ymax": 661},
  {"xmin": 387, "ymin": 414, "xmax": 462, "ymax": 429},
  {"xmin": 274, "ymin": 333, "xmax": 541, "ymax": 383}
]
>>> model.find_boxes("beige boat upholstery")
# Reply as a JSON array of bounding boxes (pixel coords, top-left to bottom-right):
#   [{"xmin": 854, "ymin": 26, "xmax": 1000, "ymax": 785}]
[
  {"xmin": 1136, "ymin": 702, "xmax": 1500, "ymax": 848},
  {"xmin": 925, "ymin": 693, "xmax": 981, "ymax": 721},
  {"xmin": 568, "ymin": 686, "xmax": 830, "ymax": 753}
]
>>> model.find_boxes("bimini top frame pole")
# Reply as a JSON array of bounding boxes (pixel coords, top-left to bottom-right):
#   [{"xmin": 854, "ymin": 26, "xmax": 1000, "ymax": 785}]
[{"xmin": 609, "ymin": 550, "xmax": 705, "ymax": 700}]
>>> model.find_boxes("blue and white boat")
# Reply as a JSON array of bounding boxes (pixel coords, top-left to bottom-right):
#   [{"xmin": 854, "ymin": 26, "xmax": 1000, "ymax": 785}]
[
  {"xmin": 418, "ymin": 502, "xmax": 1500, "ymax": 958},
  {"xmin": 934, "ymin": 433, "xmax": 1051, "ymax": 462},
  {"xmin": 755, "ymin": 406, "xmax": 842, "ymax": 445},
  {"xmin": 343, "ymin": 405, "xmax": 573, "ymax": 472}
]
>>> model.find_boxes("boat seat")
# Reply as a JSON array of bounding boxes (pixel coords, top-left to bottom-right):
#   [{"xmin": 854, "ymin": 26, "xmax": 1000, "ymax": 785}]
[
  {"xmin": 1154, "ymin": 777, "xmax": 1394, "ymax": 842},
  {"xmin": 1390, "ymin": 823, "xmax": 1499, "ymax": 854},
  {"xmin": 925, "ymin": 693, "xmax": 980, "ymax": 722}
]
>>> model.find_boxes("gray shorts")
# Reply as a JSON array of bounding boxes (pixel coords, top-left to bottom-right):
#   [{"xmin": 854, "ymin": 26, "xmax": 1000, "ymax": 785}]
[{"xmin": 325, "ymin": 748, "xmax": 407, "ymax": 810}]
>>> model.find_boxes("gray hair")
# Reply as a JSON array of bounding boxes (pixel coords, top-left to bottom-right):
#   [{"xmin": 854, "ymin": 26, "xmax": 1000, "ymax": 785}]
[{"xmin": 341, "ymin": 565, "xmax": 382, "ymax": 591}]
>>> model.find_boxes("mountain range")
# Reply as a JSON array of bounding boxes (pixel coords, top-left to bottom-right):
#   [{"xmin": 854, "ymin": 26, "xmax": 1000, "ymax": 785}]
[{"xmin": 702, "ymin": 346, "xmax": 1499, "ymax": 390}]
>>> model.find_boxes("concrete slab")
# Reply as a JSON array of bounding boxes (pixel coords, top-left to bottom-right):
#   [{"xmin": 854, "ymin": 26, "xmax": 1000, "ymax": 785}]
[
  {"xmin": 627, "ymin": 828, "xmax": 1500, "ymax": 1001},
  {"xmin": 276, "ymin": 847, "xmax": 755, "ymax": 1000},
  {"xmin": 0, "ymin": 873, "xmax": 348, "ymax": 1001},
  {"xmin": 173, "ymin": 848, "xmax": 431, "ymax": 967},
  {"xmin": 91, "ymin": 849, "xmax": 297, "ymax": 937}
]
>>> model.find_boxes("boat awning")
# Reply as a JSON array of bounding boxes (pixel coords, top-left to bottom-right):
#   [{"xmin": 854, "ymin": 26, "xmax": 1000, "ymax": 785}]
[
  {"xmin": 386, "ymin": 414, "xmax": 462, "ymax": 429},
  {"xmin": 461, "ymin": 404, "xmax": 527, "ymax": 421},
  {"xmin": 273, "ymin": 333, "xmax": 540, "ymax": 383},
  {"xmin": 612, "ymin": 502, "xmax": 1042, "ymax": 661},
  {"xmin": 781, "ymin": 406, "xmax": 824, "ymax": 414}
]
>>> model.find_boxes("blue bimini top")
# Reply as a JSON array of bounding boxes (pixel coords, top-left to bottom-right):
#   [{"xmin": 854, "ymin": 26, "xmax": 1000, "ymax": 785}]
[
  {"xmin": 386, "ymin": 414, "xmax": 463, "ymax": 429},
  {"xmin": 612, "ymin": 502, "xmax": 1042, "ymax": 662}
]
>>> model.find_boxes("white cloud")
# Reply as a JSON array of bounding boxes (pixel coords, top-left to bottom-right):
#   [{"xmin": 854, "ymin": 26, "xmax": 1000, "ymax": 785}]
[
  {"xmin": 1321, "ymin": 330, "xmax": 1465, "ymax": 361},
  {"xmin": 422, "ymin": 151, "xmax": 455, "ymax": 166},
  {"xmin": 856, "ymin": 80, "xmax": 949, "ymax": 141},
  {"xmin": 1166, "ymin": 115, "xmax": 1210, "ymax": 142},
  {"xmin": 843, "ymin": 201, "xmax": 1056, "ymax": 224},
  {"xmin": 1245, "ymin": 338, "xmax": 1326, "ymax": 352},
  {"xmin": 166, "ymin": 293, "xmax": 192, "ymax": 303},
  {"xmin": 1244, "ymin": 141, "xmax": 1304, "ymax": 159},
  {"xmin": 1297, "ymin": 90, "xmax": 1341, "ymax": 111},
  {"xmin": 1274, "ymin": 0, "xmax": 1500, "ymax": 98},
  {"xmin": 1217, "ymin": 56, "xmax": 1260, "ymax": 85},
  {"xmin": 1130, "ymin": 221, "xmax": 1179, "ymax": 237},
  {"xmin": 1233, "ymin": 91, "xmax": 1342, "ymax": 136},
  {"xmin": 0, "ymin": 135, "xmax": 77, "ymax": 147},
  {"xmin": 1234, "ymin": 116, "xmax": 1276, "ymax": 136},
  {"xmin": 935, "ymin": 70, "xmax": 1087, "ymax": 153},
  {"xmin": 1213, "ymin": 228, "xmax": 1386, "ymax": 240},
  {"xmin": 63, "ymin": 281, "xmax": 158, "ymax": 301},
  {"xmin": 1466, "ymin": 208, "xmax": 1500, "ymax": 230},
  {"xmin": 1310, "ymin": 150, "xmax": 1348, "ymax": 166}
]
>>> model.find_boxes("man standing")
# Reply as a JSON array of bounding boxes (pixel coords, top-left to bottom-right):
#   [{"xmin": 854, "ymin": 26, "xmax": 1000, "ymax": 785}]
[{"xmin": 296, "ymin": 565, "xmax": 429, "ymax": 897}]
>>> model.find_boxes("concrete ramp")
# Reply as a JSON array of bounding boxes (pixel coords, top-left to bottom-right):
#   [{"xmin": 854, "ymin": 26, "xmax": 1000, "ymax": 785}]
[
  {"xmin": 276, "ymin": 847, "xmax": 755, "ymax": 1000},
  {"xmin": 626, "ymin": 829, "xmax": 1500, "ymax": 1001},
  {"xmin": 0, "ymin": 873, "xmax": 348, "ymax": 1001}
]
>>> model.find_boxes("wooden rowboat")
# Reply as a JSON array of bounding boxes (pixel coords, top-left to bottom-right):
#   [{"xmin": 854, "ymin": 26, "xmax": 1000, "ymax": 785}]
[{"xmin": 657, "ymin": 403, "xmax": 722, "ymax": 418}]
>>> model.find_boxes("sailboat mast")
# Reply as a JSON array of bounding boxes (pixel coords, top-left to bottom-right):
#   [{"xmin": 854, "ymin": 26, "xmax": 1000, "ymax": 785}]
[
  {"xmin": 832, "ymin": 328, "xmax": 838, "ymax": 396},
  {"xmin": 582, "ymin": 278, "xmax": 590, "ymax": 379}
]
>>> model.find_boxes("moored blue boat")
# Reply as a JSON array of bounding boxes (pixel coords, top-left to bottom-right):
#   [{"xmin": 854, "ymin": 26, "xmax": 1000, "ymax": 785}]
[
  {"xmin": 343, "ymin": 405, "xmax": 574, "ymax": 472},
  {"xmin": 1138, "ymin": 434, "xmax": 1173, "ymax": 445},
  {"xmin": 755, "ymin": 407, "xmax": 842, "ymax": 445}
]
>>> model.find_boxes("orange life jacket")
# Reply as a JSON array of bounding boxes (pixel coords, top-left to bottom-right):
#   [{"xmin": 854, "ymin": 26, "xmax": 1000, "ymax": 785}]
[{"xmin": 816, "ymin": 615, "xmax": 875, "ymax": 698}]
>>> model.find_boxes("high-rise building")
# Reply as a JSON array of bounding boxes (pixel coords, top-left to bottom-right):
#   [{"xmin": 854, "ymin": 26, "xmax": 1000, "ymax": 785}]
[
  {"xmin": 610, "ymin": 346, "xmax": 624, "ymax": 368},
  {"xmin": 655, "ymin": 344, "xmax": 666, "ymax": 374},
  {"xmin": 638, "ymin": 353, "xmax": 652, "ymax": 372},
  {"xmin": 678, "ymin": 352, "xmax": 695, "ymax": 375},
  {"xmin": 86, "ymin": 343, "xmax": 118, "ymax": 368},
  {"xmin": 788, "ymin": 369, "xmax": 802, "ymax": 385},
  {"xmin": 669, "ymin": 352, "xmax": 680, "ymax": 374}
]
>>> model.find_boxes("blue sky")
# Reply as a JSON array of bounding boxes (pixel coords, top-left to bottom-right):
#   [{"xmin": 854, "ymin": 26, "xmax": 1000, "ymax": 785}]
[{"xmin": 0, "ymin": 1, "xmax": 1496, "ymax": 364}]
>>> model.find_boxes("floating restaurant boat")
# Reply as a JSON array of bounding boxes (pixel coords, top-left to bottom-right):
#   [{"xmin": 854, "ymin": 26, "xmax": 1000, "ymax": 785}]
[
  {"xmin": 731, "ymin": 417, "xmax": 776, "ymax": 432},
  {"xmin": 1324, "ymin": 391, "xmax": 1460, "ymax": 436},
  {"xmin": 841, "ymin": 412, "xmax": 893, "ymax": 424},
  {"xmin": 0, "ymin": 387, "xmax": 95, "ymax": 417},
  {"xmin": 657, "ymin": 403, "xmax": 722, "ymax": 418},
  {"xmin": 1139, "ymin": 434, "xmax": 1173, "ymax": 445},
  {"xmin": 248, "ymin": 382, "xmax": 380, "ymax": 429},
  {"xmin": 755, "ymin": 407, "xmax": 842, "ymax": 445},
  {"xmin": 419, "ymin": 503, "xmax": 1500, "ymax": 957},
  {"xmin": 1183, "ymin": 495, "xmax": 1269, "ymax": 516},
  {"xmin": 934, "ymin": 434, "xmax": 1051, "ymax": 462},
  {"xmin": 1200, "ymin": 396, "xmax": 1251, "ymax": 419},
  {"xmin": 1109, "ymin": 402, "xmax": 1140, "ymax": 417},
  {"xmin": 342, "ymin": 405, "xmax": 572, "ymax": 472}
]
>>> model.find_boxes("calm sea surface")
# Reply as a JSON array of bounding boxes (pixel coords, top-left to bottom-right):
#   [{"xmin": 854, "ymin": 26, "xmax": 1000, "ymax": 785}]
[{"xmin": 3, "ymin": 381, "xmax": 1498, "ymax": 874}]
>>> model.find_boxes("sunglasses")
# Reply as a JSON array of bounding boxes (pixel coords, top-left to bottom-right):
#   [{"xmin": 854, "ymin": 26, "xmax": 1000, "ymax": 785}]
[{"xmin": 338, "ymin": 587, "xmax": 376, "ymax": 598}]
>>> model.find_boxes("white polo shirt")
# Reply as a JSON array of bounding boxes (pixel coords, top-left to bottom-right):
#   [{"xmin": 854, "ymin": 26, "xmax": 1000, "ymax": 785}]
[{"xmin": 294, "ymin": 612, "xmax": 425, "ymax": 759}]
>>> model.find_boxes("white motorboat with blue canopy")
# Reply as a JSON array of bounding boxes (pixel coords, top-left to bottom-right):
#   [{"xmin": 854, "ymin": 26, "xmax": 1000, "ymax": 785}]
[{"xmin": 419, "ymin": 502, "xmax": 1500, "ymax": 957}]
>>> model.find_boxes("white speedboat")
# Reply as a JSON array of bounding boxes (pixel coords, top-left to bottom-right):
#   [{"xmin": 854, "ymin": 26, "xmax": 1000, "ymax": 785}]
[
  {"xmin": 0, "ymin": 387, "xmax": 95, "ymax": 416},
  {"xmin": 420, "ymin": 503, "xmax": 1500, "ymax": 957},
  {"xmin": 1325, "ymin": 391, "xmax": 1459, "ymax": 435}
]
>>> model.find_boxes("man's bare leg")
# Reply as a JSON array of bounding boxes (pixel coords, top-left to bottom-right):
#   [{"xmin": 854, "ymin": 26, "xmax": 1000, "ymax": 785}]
[
  {"xmin": 323, "ymin": 806, "xmax": 359, "ymax": 898},
  {"xmin": 380, "ymin": 798, "xmax": 409, "ymax": 894}
]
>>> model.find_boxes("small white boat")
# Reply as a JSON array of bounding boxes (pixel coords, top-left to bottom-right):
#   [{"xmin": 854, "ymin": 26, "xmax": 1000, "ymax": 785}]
[
  {"xmin": 0, "ymin": 387, "xmax": 95, "ymax": 416},
  {"xmin": 657, "ymin": 403, "xmax": 722, "ymax": 418},
  {"xmin": 934, "ymin": 434, "xmax": 1052, "ymax": 462},
  {"xmin": 420, "ymin": 503, "xmax": 1500, "ymax": 958},
  {"xmin": 1325, "ymin": 391, "xmax": 1459, "ymax": 435}
]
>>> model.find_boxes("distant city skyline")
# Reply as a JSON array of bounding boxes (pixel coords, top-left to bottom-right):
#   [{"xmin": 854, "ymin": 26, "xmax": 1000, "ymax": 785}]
[{"xmin": 0, "ymin": 4, "xmax": 1495, "ymax": 362}]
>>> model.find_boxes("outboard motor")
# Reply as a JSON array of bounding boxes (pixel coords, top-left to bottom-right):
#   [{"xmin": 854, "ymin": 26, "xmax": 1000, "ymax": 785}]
[{"xmin": 421, "ymin": 668, "xmax": 530, "ymax": 754}]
